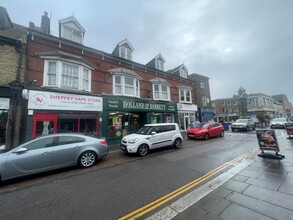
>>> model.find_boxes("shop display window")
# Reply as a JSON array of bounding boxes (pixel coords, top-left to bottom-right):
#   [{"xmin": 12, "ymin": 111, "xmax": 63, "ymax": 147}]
[{"xmin": 107, "ymin": 112, "xmax": 145, "ymax": 139}]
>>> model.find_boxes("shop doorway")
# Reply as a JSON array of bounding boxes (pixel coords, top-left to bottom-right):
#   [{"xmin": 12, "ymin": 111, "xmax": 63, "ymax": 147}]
[
  {"xmin": 33, "ymin": 113, "xmax": 58, "ymax": 138},
  {"xmin": 0, "ymin": 110, "xmax": 8, "ymax": 147}
]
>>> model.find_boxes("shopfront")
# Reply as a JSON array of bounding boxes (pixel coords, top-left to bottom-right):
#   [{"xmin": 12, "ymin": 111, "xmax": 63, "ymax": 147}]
[
  {"xmin": 26, "ymin": 90, "xmax": 103, "ymax": 140},
  {"xmin": 177, "ymin": 103, "xmax": 197, "ymax": 131},
  {"xmin": 103, "ymin": 96, "xmax": 177, "ymax": 144}
]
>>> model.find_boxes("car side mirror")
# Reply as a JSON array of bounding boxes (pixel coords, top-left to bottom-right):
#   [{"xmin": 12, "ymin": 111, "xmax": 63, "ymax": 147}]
[
  {"xmin": 151, "ymin": 131, "xmax": 156, "ymax": 135},
  {"xmin": 14, "ymin": 147, "xmax": 28, "ymax": 154}
]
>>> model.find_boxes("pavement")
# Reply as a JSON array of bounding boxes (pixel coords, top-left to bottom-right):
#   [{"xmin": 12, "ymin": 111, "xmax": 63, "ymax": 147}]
[{"xmin": 146, "ymin": 130, "xmax": 293, "ymax": 220}]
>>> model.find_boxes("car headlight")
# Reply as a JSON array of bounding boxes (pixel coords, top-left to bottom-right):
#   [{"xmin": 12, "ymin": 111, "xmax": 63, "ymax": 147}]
[{"xmin": 128, "ymin": 138, "xmax": 139, "ymax": 144}]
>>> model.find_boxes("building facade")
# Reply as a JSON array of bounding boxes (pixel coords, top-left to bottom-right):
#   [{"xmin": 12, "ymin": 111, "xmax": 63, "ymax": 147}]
[
  {"xmin": 0, "ymin": 6, "xmax": 27, "ymax": 148},
  {"xmin": 23, "ymin": 14, "xmax": 198, "ymax": 144}
]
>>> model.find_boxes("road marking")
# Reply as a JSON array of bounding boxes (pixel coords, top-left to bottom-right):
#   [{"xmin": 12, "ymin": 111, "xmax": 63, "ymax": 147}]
[{"xmin": 118, "ymin": 147, "xmax": 259, "ymax": 220}]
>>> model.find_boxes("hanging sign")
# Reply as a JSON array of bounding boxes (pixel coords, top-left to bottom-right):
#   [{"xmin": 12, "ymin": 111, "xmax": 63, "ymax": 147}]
[{"xmin": 256, "ymin": 129, "xmax": 279, "ymax": 152}]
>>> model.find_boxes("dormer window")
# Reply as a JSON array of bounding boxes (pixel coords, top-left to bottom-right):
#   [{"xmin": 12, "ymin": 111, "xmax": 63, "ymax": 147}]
[
  {"xmin": 155, "ymin": 59, "xmax": 164, "ymax": 71},
  {"xmin": 120, "ymin": 46, "xmax": 132, "ymax": 60},
  {"xmin": 59, "ymin": 16, "xmax": 85, "ymax": 44},
  {"xmin": 112, "ymin": 39, "xmax": 134, "ymax": 61},
  {"xmin": 180, "ymin": 69, "xmax": 187, "ymax": 78}
]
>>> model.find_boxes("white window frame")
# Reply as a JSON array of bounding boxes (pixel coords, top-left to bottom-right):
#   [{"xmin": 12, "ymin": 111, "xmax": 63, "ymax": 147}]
[
  {"xmin": 155, "ymin": 59, "xmax": 164, "ymax": 71},
  {"xmin": 112, "ymin": 75, "xmax": 140, "ymax": 97},
  {"xmin": 179, "ymin": 89, "xmax": 192, "ymax": 103},
  {"xmin": 152, "ymin": 84, "xmax": 170, "ymax": 101},
  {"xmin": 120, "ymin": 46, "xmax": 132, "ymax": 60},
  {"xmin": 180, "ymin": 69, "xmax": 187, "ymax": 78},
  {"xmin": 62, "ymin": 26, "xmax": 82, "ymax": 44},
  {"xmin": 43, "ymin": 60, "xmax": 91, "ymax": 92},
  {"xmin": 200, "ymin": 81, "xmax": 205, "ymax": 89}
]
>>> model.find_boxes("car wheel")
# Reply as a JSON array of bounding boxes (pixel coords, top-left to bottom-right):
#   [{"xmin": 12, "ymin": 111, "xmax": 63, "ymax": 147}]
[
  {"xmin": 204, "ymin": 133, "xmax": 209, "ymax": 140},
  {"xmin": 231, "ymin": 128, "xmax": 235, "ymax": 132},
  {"xmin": 79, "ymin": 151, "xmax": 97, "ymax": 168},
  {"xmin": 173, "ymin": 138, "xmax": 182, "ymax": 149},
  {"xmin": 246, "ymin": 126, "xmax": 249, "ymax": 131},
  {"xmin": 137, "ymin": 144, "xmax": 149, "ymax": 156},
  {"xmin": 253, "ymin": 125, "xmax": 256, "ymax": 130},
  {"xmin": 220, "ymin": 130, "xmax": 224, "ymax": 137}
]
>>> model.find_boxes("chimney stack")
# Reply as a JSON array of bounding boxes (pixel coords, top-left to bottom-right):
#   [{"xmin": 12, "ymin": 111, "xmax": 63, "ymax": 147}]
[{"xmin": 41, "ymin": 11, "xmax": 50, "ymax": 34}]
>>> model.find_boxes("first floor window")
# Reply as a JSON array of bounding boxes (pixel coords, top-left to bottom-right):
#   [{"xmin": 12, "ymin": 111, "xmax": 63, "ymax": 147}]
[
  {"xmin": 113, "ymin": 75, "xmax": 140, "ymax": 97},
  {"xmin": 179, "ymin": 89, "xmax": 192, "ymax": 103},
  {"xmin": 153, "ymin": 84, "xmax": 170, "ymax": 101},
  {"xmin": 44, "ymin": 60, "xmax": 91, "ymax": 91}
]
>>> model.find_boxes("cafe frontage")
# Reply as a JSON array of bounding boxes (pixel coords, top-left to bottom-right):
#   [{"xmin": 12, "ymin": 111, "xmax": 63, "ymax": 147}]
[{"xmin": 102, "ymin": 96, "xmax": 178, "ymax": 144}]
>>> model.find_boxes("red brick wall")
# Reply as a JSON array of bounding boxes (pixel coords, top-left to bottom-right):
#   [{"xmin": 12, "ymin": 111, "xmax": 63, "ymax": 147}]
[{"xmin": 28, "ymin": 34, "xmax": 194, "ymax": 103}]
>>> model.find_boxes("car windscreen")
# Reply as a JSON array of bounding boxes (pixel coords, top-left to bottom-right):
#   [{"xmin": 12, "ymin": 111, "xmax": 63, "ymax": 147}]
[
  {"xmin": 136, "ymin": 126, "xmax": 153, "ymax": 135},
  {"xmin": 190, "ymin": 123, "xmax": 204, "ymax": 128},
  {"xmin": 235, "ymin": 119, "xmax": 248, "ymax": 123}
]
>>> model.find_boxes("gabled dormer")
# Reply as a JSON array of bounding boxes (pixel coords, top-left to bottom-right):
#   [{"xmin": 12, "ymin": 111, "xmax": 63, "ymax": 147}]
[
  {"xmin": 112, "ymin": 39, "xmax": 134, "ymax": 61},
  {"xmin": 167, "ymin": 64, "xmax": 188, "ymax": 79},
  {"xmin": 59, "ymin": 16, "xmax": 85, "ymax": 44},
  {"xmin": 146, "ymin": 53, "xmax": 166, "ymax": 71}
]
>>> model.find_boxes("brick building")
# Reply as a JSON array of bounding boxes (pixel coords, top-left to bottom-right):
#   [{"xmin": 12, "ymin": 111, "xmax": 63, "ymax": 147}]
[
  {"xmin": 0, "ymin": 6, "xmax": 27, "ymax": 148},
  {"xmin": 24, "ymin": 14, "xmax": 198, "ymax": 144}
]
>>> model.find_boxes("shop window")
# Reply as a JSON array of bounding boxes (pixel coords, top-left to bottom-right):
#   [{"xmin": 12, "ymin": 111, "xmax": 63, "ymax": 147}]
[{"xmin": 44, "ymin": 60, "xmax": 91, "ymax": 91}]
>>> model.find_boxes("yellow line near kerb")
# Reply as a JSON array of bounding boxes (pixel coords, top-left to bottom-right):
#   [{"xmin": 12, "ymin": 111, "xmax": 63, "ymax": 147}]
[{"xmin": 119, "ymin": 147, "xmax": 258, "ymax": 220}]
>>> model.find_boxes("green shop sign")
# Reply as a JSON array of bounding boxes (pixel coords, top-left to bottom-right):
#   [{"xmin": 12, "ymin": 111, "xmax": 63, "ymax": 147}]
[{"xmin": 104, "ymin": 96, "xmax": 177, "ymax": 112}]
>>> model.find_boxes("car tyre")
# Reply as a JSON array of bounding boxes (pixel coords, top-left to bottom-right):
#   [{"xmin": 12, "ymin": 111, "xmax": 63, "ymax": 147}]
[
  {"xmin": 173, "ymin": 138, "xmax": 182, "ymax": 149},
  {"xmin": 137, "ymin": 144, "xmax": 149, "ymax": 156},
  {"xmin": 231, "ymin": 128, "xmax": 235, "ymax": 132},
  {"xmin": 204, "ymin": 133, "xmax": 209, "ymax": 140},
  {"xmin": 78, "ymin": 151, "xmax": 97, "ymax": 168},
  {"xmin": 246, "ymin": 126, "xmax": 249, "ymax": 131},
  {"xmin": 220, "ymin": 130, "xmax": 224, "ymax": 137},
  {"xmin": 253, "ymin": 125, "xmax": 256, "ymax": 130}
]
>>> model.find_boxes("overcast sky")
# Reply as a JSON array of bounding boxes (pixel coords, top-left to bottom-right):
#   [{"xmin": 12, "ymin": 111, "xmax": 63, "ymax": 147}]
[{"xmin": 2, "ymin": 0, "xmax": 293, "ymax": 104}]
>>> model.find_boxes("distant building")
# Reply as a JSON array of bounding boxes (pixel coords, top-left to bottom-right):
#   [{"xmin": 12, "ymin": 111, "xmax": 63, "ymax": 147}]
[
  {"xmin": 272, "ymin": 94, "xmax": 292, "ymax": 118},
  {"xmin": 211, "ymin": 96, "xmax": 240, "ymax": 122}
]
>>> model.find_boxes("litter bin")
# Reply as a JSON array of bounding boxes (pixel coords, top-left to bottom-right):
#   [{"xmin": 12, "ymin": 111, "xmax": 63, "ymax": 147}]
[{"xmin": 223, "ymin": 122, "xmax": 229, "ymax": 131}]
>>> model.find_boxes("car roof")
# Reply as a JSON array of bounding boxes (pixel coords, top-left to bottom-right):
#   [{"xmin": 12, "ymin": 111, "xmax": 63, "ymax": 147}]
[{"xmin": 143, "ymin": 123, "xmax": 178, "ymax": 126}]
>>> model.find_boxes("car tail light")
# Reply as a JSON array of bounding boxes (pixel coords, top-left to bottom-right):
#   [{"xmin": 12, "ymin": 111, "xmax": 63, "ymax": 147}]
[{"xmin": 100, "ymin": 140, "xmax": 107, "ymax": 146}]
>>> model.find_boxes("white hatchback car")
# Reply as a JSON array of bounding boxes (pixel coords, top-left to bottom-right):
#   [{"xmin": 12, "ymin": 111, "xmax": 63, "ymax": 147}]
[{"xmin": 120, "ymin": 123, "xmax": 183, "ymax": 156}]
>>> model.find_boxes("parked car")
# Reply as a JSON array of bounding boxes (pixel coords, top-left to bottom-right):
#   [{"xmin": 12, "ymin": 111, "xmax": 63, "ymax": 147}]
[
  {"xmin": 270, "ymin": 118, "xmax": 288, "ymax": 129},
  {"xmin": 0, "ymin": 133, "xmax": 108, "ymax": 182},
  {"xmin": 187, "ymin": 122, "xmax": 224, "ymax": 140},
  {"xmin": 120, "ymin": 123, "xmax": 183, "ymax": 156},
  {"xmin": 231, "ymin": 118, "xmax": 256, "ymax": 132}
]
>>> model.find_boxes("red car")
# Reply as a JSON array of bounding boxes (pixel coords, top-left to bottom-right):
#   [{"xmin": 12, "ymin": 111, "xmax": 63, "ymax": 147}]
[{"xmin": 187, "ymin": 122, "xmax": 224, "ymax": 140}]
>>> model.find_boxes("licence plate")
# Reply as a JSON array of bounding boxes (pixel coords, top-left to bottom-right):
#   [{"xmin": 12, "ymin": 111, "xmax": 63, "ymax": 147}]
[{"xmin": 188, "ymin": 134, "xmax": 195, "ymax": 137}]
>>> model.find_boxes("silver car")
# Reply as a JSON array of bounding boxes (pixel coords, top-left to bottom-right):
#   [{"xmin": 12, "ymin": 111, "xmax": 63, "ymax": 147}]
[{"xmin": 0, "ymin": 133, "xmax": 108, "ymax": 182}]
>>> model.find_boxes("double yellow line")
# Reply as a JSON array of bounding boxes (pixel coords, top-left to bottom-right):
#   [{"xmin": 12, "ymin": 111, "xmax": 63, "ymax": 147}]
[{"xmin": 119, "ymin": 147, "xmax": 258, "ymax": 220}]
